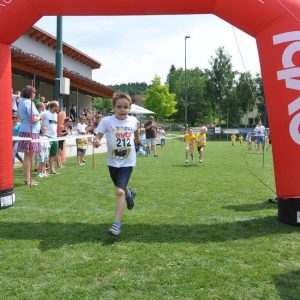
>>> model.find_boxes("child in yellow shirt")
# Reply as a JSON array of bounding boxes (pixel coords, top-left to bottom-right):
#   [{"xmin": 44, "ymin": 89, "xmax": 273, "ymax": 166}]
[
  {"xmin": 196, "ymin": 126, "xmax": 207, "ymax": 163},
  {"xmin": 183, "ymin": 128, "xmax": 196, "ymax": 164},
  {"xmin": 239, "ymin": 134, "xmax": 244, "ymax": 144},
  {"xmin": 231, "ymin": 133, "xmax": 237, "ymax": 146}
]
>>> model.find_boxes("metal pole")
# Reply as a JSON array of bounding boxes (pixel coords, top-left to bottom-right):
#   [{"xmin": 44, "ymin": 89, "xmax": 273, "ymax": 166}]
[
  {"xmin": 184, "ymin": 36, "xmax": 190, "ymax": 129},
  {"xmin": 55, "ymin": 16, "xmax": 63, "ymax": 108}
]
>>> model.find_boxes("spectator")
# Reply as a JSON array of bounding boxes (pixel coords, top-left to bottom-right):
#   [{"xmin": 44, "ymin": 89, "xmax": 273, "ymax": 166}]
[
  {"xmin": 12, "ymin": 111, "xmax": 23, "ymax": 165},
  {"xmin": 37, "ymin": 125, "xmax": 50, "ymax": 178},
  {"xmin": 12, "ymin": 89, "xmax": 20, "ymax": 111},
  {"xmin": 57, "ymin": 118, "xmax": 72, "ymax": 168},
  {"xmin": 159, "ymin": 126, "xmax": 166, "ymax": 150},
  {"xmin": 40, "ymin": 101, "xmax": 60, "ymax": 174},
  {"xmin": 17, "ymin": 85, "xmax": 41, "ymax": 185},
  {"xmin": 76, "ymin": 115, "xmax": 90, "ymax": 165},
  {"xmin": 144, "ymin": 116, "xmax": 158, "ymax": 157},
  {"xmin": 254, "ymin": 119, "xmax": 266, "ymax": 153},
  {"xmin": 70, "ymin": 104, "xmax": 77, "ymax": 123}
]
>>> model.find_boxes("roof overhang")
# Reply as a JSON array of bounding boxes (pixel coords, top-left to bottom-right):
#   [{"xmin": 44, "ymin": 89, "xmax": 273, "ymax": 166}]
[
  {"xmin": 11, "ymin": 46, "xmax": 114, "ymax": 98},
  {"xmin": 28, "ymin": 26, "xmax": 101, "ymax": 69}
]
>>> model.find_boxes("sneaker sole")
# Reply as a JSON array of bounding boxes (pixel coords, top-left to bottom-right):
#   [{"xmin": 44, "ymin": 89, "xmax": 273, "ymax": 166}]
[{"xmin": 108, "ymin": 229, "xmax": 120, "ymax": 236}]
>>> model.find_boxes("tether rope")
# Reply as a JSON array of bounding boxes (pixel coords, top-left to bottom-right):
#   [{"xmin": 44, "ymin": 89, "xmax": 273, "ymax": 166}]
[{"xmin": 231, "ymin": 26, "xmax": 266, "ymax": 170}]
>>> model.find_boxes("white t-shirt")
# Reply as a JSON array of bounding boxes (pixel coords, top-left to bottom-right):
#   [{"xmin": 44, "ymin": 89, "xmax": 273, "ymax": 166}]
[
  {"xmin": 40, "ymin": 110, "xmax": 58, "ymax": 138},
  {"xmin": 254, "ymin": 125, "xmax": 265, "ymax": 137},
  {"xmin": 96, "ymin": 115, "xmax": 139, "ymax": 167},
  {"xmin": 76, "ymin": 123, "xmax": 87, "ymax": 134}
]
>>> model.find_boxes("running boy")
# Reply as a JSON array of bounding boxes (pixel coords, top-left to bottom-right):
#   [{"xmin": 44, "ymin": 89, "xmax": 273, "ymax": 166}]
[
  {"xmin": 196, "ymin": 126, "xmax": 207, "ymax": 163},
  {"xmin": 94, "ymin": 92, "xmax": 140, "ymax": 236},
  {"xmin": 183, "ymin": 128, "xmax": 196, "ymax": 164}
]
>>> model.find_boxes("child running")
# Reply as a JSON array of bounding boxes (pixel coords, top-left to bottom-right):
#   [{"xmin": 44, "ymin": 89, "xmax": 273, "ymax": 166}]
[
  {"xmin": 231, "ymin": 133, "xmax": 237, "ymax": 146},
  {"xmin": 239, "ymin": 134, "xmax": 244, "ymax": 144},
  {"xmin": 94, "ymin": 92, "xmax": 140, "ymax": 236},
  {"xmin": 183, "ymin": 128, "xmax": 196, "ymax": 164},
  {"xmin": 196, "ymin": 126, "xmax": 207, "ymax": 163}
]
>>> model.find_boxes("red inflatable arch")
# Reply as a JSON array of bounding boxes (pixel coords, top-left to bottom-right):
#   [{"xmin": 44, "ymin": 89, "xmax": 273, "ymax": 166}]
[{"xmin": 1, "ymin": 0, "xmax": 300, "ymax": 224}]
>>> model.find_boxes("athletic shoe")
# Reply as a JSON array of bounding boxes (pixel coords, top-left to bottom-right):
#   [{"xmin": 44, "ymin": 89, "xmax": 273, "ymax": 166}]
[
  {"xmin": 154, "ymin": 154, "xmax": 159, "ymax": 157},
  {"xmin": 126, "ymin": 188, "xmax": 136, "ymax": 210},
  {"xmin": 108, "ymin": 221, "xmax": 121, "ymax": 236},
  {"xmin": 38, "ymin": 173, "xmax": 44, "ymax": 178},
  {"xmin": 185, "ymin": 160, "xmax": 189, "ymax": 164},
  {"xmin": 199, "ymin": 159, "xmax": 203, "ymax": 163}
]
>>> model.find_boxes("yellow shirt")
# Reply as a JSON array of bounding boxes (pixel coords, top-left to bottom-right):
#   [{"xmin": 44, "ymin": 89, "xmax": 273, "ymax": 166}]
[
  {"xmin": 265, "ymin": 136, "xmax": 269, "ymax": 144},
  {"xmin": 239, "ymin": 135, "xmax": 244, "ymax": 142},
  {"xmin": 184, "ymin": 133, "xmax": 196, "ymax": 149},
  {"xmin": 196, "ymin": 132, "xmax": 207, "ymax": 147},
  {"xmin": 231, "ymin": 134, "xmax": 237, "ymax": 141},
  {"xmin": 77, "ymin": 137, "xmax": 88, "ymax": 149}
]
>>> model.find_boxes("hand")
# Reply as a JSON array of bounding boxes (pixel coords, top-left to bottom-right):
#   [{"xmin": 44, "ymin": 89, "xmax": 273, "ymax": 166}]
[{"xmin": 93, "ymin": 139, "xmax": 101, "ymax": 148}]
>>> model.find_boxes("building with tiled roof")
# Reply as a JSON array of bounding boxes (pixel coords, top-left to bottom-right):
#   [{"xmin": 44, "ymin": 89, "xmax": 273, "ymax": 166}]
[{"xmin": 12, "ymin": 26, "xmax": 114, "ymax": 116}]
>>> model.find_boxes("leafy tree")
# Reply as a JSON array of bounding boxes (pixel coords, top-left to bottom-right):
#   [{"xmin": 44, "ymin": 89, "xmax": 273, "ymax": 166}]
[
  {"xmin": 252, "ymin": 73, "xmax": 267, "ymax": 125},
  {"xmin": 166, "ymin": 66, "xmax": 213, "ymax": 126},
  {"xmin": 166, "ymin": 65, "xmax": 185, "ymax": 122},
  {"xmin": 205, "ymin": 47, "xmax": 237, "ymax": 125},
  {"xmin": 93, "ymin": 97, "xmax": 112, "ymax": 114},
  {"xmin": 109, "ymin": 82, "xmax": 148, "ymax": 97},
  {"xmin": 144, "ymin": 76, "xmax": 177, "ymax": 120},
  {"xmin": 186, "ymin": 68, "xmax": 213, "ymax": 126}
]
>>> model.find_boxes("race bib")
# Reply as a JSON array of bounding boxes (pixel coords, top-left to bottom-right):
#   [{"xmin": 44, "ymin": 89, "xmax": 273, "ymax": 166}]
[{"xmin": 112, "ymin": 130, "xmax": 132, "ymax": 160}]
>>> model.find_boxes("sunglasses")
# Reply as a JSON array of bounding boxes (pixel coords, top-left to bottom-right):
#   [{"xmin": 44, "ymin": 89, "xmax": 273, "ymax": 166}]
[{"xmin": 115, "ymin": 105, "xmax": 130, "ymax": 110}]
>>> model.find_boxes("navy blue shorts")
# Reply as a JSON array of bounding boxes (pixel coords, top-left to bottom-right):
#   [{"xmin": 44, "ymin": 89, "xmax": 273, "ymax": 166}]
[{"xmin": 108, "ymin": 166, "xmax": 133, "ymax": 190}]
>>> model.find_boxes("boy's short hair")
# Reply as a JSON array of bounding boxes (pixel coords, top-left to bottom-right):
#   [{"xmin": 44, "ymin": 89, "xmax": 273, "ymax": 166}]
[{"xmin": 112, "ymin": 91, "xmax": 132, "ymax": 106}]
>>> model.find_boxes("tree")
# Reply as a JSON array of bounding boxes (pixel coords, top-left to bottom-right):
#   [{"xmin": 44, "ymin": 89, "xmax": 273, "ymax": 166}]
[
  {"xmin": 205, "ymin": 47, "xmax": 237, "ymax": 126},
  {"xmin": 186, "ymin": 67, "xmax": 212, "ymax": 126},
  {"xmin": 144, "ymin": 76, "xmax": 177, "ymax": 120},
  {"xmin": 108, "ymin": 82, "xmax": 148, "ymax": 97},
  {"xmin": 93, "ymin": 97, "xmax": 112, "ymax": 114}
]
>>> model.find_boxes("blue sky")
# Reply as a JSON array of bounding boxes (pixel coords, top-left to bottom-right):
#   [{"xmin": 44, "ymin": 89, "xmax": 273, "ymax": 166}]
[{"xmin": 35, "ymin": 15, "xmax": 261, "ymax": 85}]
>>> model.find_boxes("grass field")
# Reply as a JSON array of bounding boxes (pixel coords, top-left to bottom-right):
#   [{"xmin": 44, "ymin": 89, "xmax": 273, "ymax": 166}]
[{"xmin": 1, "ymin": 139, "xmax": 300, "ymax": 299}]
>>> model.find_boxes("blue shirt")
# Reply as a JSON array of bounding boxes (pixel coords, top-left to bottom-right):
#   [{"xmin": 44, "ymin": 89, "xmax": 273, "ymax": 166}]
[
  {"xmin": 17, "ymin": 98, "xmax": 40, "ymax": 133},
  {"xmin": 13, "ymin": 123, "xmax": 21, "ymax": 136}
]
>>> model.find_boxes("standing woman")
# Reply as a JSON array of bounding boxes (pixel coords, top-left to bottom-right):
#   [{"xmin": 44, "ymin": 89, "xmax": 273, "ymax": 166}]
[{"xmin": 17, "ymin": 85, "xmax": 41, "ymax": 185}]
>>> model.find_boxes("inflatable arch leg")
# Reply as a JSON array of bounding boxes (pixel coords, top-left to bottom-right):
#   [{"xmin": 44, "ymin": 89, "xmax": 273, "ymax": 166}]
[
  {"xmin": 256, "ymin": 15, "xmax": 300, "ymax": 225},
  {"xmin": 0, "ymin": 43, "xmax": 15, "ymax": 208}
]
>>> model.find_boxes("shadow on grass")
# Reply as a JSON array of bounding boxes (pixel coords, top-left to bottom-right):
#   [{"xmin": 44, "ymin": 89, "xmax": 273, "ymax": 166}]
[
  {"xmin": 273, "ymin": 269, "xmax": 300, "ymax": 300},
  {"xmin": 172, "ymin": 164, "xmax": 198, "ymax": 168},
  {"xmin": 0, "ymin": 216, "xmax": 299, "ymax": 251},
  {"xmin": 223, "ymin": 202, "xmax": 276, "ymax": 212}
]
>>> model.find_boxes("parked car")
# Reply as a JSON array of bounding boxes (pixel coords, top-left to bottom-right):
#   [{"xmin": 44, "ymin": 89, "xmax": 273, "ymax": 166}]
[{"xmin": 166, "ymin": 124, "xmax": 185, "ymax": 131}]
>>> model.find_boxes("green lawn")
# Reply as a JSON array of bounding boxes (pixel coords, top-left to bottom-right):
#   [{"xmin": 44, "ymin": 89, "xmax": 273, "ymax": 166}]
[{"xmin": 1, "ymin": 140, "xmax": 299, "ymax": 299}]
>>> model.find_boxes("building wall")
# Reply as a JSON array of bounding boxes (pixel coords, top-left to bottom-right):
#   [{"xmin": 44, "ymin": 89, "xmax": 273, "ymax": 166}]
[
  {"xmin": 241, "ymin": 107, "xmax": 259, "ymax": 126},
  {"xmin": 13, "ymin": 34, "xmax": 92, "ymax": 78}
]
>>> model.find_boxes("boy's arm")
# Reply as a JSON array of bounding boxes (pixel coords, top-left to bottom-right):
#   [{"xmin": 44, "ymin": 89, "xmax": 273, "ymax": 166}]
[{"xmin": 93, "ymin": 132, "xmax": 104, "ymax": 148}]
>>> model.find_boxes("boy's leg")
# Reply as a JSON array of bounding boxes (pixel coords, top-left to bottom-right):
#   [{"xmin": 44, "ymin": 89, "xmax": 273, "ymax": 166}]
[
  {"xmin": 108, "ymin": 166, "xmax": 134, "ymax": 235},
  {"xmin": 114, "ymin": 187, "xmax": 126, "ymax": 222}
]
